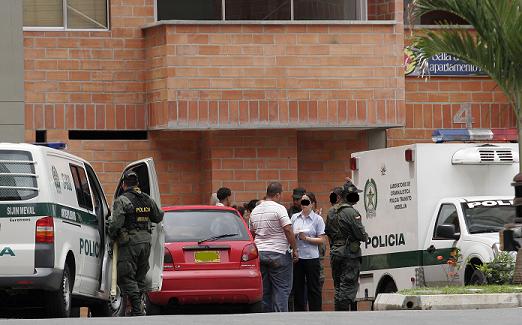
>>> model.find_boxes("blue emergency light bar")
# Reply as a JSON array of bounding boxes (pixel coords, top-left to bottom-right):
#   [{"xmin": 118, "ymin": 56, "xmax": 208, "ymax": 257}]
[
  {"xmin": 432, "ymin": 129, "xmax": 494, "ymax": 143},
  {"xmin": 33, "ymin": 142, "xmax": 67, "ymax": 150},
  {"xmin": 432, "ymin": 128, "xmax": 519, "ymax": 143}
]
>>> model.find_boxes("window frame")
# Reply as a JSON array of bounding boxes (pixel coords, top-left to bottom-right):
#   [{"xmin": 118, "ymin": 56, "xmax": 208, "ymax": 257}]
[
  {"xmin": 403, "ymin": 0, "xmax": 472, "ymax": 28},
  {"xmin": 23, "ymin": 0, "xmax": 110, "ymax": 32},
  {"xmin": 154, "ymin": 0, "xmax": 369, "ymax": 22},
  {"xmin": 69, "ymin": 163, "xmax": 94, "ymax": 212},
  {"xmin": 432, "ymin": 203, "xmax": 460, "ymax": 240}
]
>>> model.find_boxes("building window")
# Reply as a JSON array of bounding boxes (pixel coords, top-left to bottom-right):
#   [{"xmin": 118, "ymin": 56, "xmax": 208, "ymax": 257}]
[
  {"xmin": 23, "ymin": 0, "xmax": 108, "ymax": 29},
  {"xmin": 225, "ymin": 0, "xmax": 291, "ymax": 20},
  {"xmin": 157, "ymin": 0, "xmax": 222, "ymax": 21},
  {"xmin": 404, "ymin": 0, "xmax": 468, "ymax": 26},
  {"xmin": 294, "ymin": 0, "xmax": 360, "ymax": 20},
  {"xmin": 156, "ymin": 0, "xmax": 368, "ymax": 21}
]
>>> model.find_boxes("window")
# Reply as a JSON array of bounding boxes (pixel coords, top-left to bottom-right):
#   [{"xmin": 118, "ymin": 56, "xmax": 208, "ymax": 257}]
[
  {"xmin": 157, "ymin": 0, "xmax": 222, "ymax": 20},
  {"xmin": 85, "ymin": 164, "xmax": 109, "ymax": 224},
  {"xmin": 404, "ymin": 0, "xmax": 468, "ymax": 26},
  {"xmin": 115, "ymin": 163, "xmax": 151, "ymax": 198},
  {"xmin": 23, "ymin": 0, "xmax": 108, "ymax": 29},
  {"xmin": 226, "ymin": 0, "xmax": 291, "ymax": 20},
  {"xmin": 294, "ymin": 0, "xmax": 359, "ymax": 20},
  {"xmin": 70, "ymin": 164, "xmax": 93, "ymax": 211},
  {"xmin": 0, "ymin": 151, "xmax": 38, "ymax": 201},
  {"xmin": 462, "ymin": 202, "xmax": 515, "ymax": 234},
  {"xmin": 433, "ymin": 204, "xmax": 460, "ymax": 239},
  {"xmin": 163, "ymin": 210, "xmax": 249, "ymax": 243},
  {"xmin": 156, "ymin": 0, "xmax": 367, "ymax": 21}
]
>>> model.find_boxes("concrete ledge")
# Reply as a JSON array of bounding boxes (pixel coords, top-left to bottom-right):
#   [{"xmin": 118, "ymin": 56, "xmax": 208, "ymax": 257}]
[{"xmin": 374, "ymin": 293, "xmax": 522, "ymax": 310}]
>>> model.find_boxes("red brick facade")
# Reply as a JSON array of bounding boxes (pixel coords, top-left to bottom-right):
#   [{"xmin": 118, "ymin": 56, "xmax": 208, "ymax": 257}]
[{"xmin": 22, "ymin": 0, "xmax": 515, "ymax": 310}]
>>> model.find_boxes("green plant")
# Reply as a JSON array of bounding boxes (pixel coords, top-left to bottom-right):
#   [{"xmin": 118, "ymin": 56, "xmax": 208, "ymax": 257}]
[{"xmin": 476, "ymin": 252, "xmax": 515, "ymax": 285}]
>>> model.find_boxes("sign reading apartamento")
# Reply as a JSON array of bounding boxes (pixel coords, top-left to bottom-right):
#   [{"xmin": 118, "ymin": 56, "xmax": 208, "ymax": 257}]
[{"xmin": 404, "ymin": 49, "xmax": 486, "ymax": 77}]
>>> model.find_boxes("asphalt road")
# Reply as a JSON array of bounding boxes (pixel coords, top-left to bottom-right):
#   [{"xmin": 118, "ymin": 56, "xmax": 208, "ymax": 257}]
[{"xmin": 1, "ymin": 309, "xmax": 522, "ymax": 325}]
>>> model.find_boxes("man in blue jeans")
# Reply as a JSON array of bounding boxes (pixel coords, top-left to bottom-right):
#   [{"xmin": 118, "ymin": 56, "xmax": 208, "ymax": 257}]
[{"xmin": 249, "ymin": 182, "xmax": 299, "ymax": 312}]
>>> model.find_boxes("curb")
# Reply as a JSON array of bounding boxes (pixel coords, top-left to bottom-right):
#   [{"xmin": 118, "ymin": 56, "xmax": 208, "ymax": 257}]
[{"xmin": 374, "ymin": 293, "xmax": 522, "ymax": 310}]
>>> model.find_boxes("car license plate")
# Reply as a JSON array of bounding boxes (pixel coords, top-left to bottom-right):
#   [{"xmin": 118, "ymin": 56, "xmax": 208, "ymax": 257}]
[{"xmin": 194, "ymin": 250, "xmax": 220, "ymax": 263}]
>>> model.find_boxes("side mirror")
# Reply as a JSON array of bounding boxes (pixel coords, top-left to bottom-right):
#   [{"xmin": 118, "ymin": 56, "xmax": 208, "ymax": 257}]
[{"xmin": 436, "ymin": 224, "xmax": 460, "ymax": 240}]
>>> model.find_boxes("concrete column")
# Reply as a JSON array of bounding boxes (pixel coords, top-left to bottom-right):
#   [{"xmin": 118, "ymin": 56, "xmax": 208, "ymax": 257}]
[{"xmin": 0, "ymin": 0, "xmax": 24, "ymax": 142}]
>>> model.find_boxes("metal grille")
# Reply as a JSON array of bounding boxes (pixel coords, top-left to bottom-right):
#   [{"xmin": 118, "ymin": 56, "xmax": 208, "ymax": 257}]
[
  {"xmin": 0, "ymin": 151, "xmax": 38, "ymax": 201},
  {"xmin": 479, "ymin": 148, "xmax": 514, "ymax": 163}
]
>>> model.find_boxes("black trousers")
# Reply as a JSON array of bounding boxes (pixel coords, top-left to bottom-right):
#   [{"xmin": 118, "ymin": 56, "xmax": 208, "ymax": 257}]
[{"xmin": 293, "ymin": 258, "xmax": 322, "ymax": 311}]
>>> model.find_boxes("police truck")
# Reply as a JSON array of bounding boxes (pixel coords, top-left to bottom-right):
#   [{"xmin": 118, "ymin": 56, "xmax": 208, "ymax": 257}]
[{"xmin": 351, "ymin": 142, "xmax": 518, "ymax": 302}]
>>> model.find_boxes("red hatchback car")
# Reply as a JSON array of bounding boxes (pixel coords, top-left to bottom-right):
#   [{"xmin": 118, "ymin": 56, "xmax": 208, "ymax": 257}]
[{"xmin": 147, "ymin": 206, "xmax": 262, "ymax": 313}]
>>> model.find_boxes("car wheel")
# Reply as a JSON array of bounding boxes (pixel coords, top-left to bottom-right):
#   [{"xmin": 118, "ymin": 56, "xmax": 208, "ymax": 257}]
[
  {"xmin": 89, "ymin": 286, "xmax": 127, "ymax": 317},
  {"xmin": 46, "ymin": 264, "xmax": 72, "ymax": 318},
  {"xmin": 245, "ymin": 301, "xmax": 263, "ymax": 313},
  {"xmin": 144, "ymin": 294, "xmax": 162, "ymax": 315}
]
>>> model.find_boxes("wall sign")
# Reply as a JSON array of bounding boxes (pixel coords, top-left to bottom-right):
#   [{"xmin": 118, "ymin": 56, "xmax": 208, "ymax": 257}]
[{"xmin": 404, "ymin": 49, "xmax": 486, "ymax": 76}]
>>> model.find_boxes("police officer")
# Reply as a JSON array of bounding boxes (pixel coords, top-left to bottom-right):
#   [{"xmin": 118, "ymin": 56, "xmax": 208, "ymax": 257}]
[
  {"xmin": 108, "ymin": 171, "xmax": 164, "ymax": 316},
  {"xmin": 325, "ymin": 179, "xmax": 368, "ymax": 311}
]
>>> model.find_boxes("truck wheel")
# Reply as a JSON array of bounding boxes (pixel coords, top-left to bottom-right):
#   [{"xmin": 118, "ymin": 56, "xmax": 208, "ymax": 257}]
[
  {"xmin": 89, "ymin": 286, "xmax": 127, "ymax": 317},
  {"xmin": 46, "ymin": 264, "xmax": 72, "ymax": 318},
  {"xmin": 469, "ymin": 269, "xmax": 487, "ymax": 285},
  {"xmin": 381, "ymin": 280, "xmax": 397, "ymax": 293}
]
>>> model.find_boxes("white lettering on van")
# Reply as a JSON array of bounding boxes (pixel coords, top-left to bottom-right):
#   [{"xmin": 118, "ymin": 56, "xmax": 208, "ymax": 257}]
[
  {"xmin": 6, "ymin": 206, "xmax": 36, "ymax": 215},
  {"xmin": 466, "ymin": 200, "xmax": 513, "ymax": 209},
  {"xmin": 61, "ymin": 208, "xmax": 77, "ymax": 221}
]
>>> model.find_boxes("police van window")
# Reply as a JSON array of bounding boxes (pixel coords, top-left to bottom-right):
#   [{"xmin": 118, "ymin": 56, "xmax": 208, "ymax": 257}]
[
  {"xmin": 433, "ymin": 204, "xmax": 460, "ymax": 239},
  {"xmin": 116, "ymin": 163, "xmax": 150, "ymax": 198},
  {"xmin": 85, "ymin": 164, "xmax": 109, "ymax": 222},
  {"xmin": 70, "ymin": 164, "xmax": 93, "ymax": 211},
  {"xmin": 0, "ymin": 150, "xmax": 38, "ymax": 201}
]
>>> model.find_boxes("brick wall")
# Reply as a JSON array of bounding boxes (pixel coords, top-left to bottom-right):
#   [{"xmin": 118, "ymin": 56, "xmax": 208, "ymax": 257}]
[
  {"xmin": 145, "ymin": 22, "xmax": 405, "ymax": 130},
  {"xmin": 201, "ymin": 129, "xmax": 299, "ymax": 204},
  {"xmin": 24, "ymin": 0, "xmax": 156, "ymax": 136},
  {"xmin": 389, "ymin": 77, "xmax": 515, "ymax": 146}
]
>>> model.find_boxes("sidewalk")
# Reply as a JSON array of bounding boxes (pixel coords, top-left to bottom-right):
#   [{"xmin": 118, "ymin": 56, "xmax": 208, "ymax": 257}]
[{"xmin": 374, "ymin": 293, "xmax": 522, "ymax": 310}]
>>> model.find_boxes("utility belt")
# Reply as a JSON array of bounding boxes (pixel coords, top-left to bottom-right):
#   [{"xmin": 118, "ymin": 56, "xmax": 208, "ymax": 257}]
[{"xmin": 333, "ymin": 239, "xmax": 360, "ymax": 253}]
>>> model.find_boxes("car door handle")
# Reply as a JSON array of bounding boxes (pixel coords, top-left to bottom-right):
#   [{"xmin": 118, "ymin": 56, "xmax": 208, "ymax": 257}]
[{"xmin": 427, "ymin": 245, "xmax": 436, "ymax": 254}]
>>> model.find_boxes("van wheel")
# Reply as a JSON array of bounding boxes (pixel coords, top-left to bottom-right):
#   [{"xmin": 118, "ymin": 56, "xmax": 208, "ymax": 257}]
[
  {"xmin": 46, "ymin": 264, "xmax": 72, "ymax": 318},
  {"xmin": 89, "ymin": 286, "xmax": 127, "ymax": 317},
  {"xmin": 380, "ymin": 280, "xmax": 397, "ymax": 293},
  {"xmin": 144, "ymin": 294, "xmax": 162, "ymax": 315}
]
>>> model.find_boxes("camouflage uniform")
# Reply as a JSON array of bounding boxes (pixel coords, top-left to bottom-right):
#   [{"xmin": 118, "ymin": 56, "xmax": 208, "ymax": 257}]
[
  {"xmin": 108, "ymin": 186, "xmax": 163, "ymax": 316},
  {"xmin": 325, "ymin": 202, "xmax": 367, "ymax": 311}
]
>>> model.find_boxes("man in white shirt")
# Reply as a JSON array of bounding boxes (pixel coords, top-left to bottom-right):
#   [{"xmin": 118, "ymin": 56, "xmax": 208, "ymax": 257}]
[
  {"xmin": 249, "ymin": 182, "xmax": 298, "ymax": 312},
  {"xmin": 216, "ymin": 187, "xmax": 232, "ymax": 207}
]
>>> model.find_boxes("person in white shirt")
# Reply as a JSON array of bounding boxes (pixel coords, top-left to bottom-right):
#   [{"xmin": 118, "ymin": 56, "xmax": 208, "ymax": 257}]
[
  {"xmin": 216, "ymin": 187, "xmax": 232, "ymax": 207},
  {"xmin": 249, "ymin": 182, "xmax": 298, "ymax": 312},
  {"xmin": 291, "ymin": 192, "xmax": 326, "ymax": 311}
]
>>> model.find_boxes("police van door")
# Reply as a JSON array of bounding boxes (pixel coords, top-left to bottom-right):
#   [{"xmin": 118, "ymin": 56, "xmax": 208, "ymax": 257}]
[
  {"xmin": 423, "ymin": 202, "xmax": 462, "ymax": 286},
  {"xmin": 115, "ymin": 158, "xmax": 164, "ymax": 291}
]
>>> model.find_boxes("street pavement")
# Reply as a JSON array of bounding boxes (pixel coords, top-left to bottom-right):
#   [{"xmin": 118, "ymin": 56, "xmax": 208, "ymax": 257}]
[{"xmin": 1, "ymin": 309, "xmax": 522, "ymax": 325}]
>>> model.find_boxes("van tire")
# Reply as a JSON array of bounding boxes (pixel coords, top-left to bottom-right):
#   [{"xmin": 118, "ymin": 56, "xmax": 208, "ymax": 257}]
[
  {"xmin": 144, "ymin": 295, "xmax": 162, "ymax": 315},
  {"xmin": 469, "ymin": 269, "xmax": 487, "ymax": 285},
  {"xmin": 46, "ymin": 264, "xmax": 72, "ymax": 318},
  {"xmin": 89, "ymin": 286, "xmax": 127, "ymax": 317}
]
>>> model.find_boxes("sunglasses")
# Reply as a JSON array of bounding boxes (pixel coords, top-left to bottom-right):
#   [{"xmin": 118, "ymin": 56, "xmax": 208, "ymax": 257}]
[{"xmin": 300, "ymin": 199, "xmax": 311, "ymax": 206}]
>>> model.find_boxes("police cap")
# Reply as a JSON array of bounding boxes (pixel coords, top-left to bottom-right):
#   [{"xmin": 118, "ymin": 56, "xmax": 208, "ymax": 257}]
[
  {"xmin": 343, "ymin": 180, "xmax": 362, "ymax": 194},
  {"xmin": 123, "ymin": 171, "xmax": 139, "ymax": 184}
]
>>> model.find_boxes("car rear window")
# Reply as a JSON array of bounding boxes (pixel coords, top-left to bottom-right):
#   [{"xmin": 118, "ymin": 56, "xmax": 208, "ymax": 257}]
[
  {"xmin": 164, "ymin": 210, "xmax": 250, "ymax": 243},
  {"xmin": 0, "ymin": 150, "xmax": 38, "ymax": 201}
]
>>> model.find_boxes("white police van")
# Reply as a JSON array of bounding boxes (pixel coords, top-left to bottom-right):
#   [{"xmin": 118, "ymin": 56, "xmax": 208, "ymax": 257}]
[
  {"xmin": 351, "ymin": 143, "xmax": 518, "ymax": 304},
  {"xmin": 0, "ymin": 143, "xmax": 164, "ymax": 317}
]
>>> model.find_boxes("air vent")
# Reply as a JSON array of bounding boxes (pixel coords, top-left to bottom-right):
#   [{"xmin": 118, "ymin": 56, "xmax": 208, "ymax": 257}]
[{"xmin": 452, "ymin": 146, "xmax": 519, "ymax": 165}]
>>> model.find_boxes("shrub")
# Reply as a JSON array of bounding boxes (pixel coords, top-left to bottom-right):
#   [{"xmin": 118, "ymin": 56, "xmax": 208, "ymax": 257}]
[{"xmin": 476, "ymin": 252, "xmax": 515, "ymax": 285}]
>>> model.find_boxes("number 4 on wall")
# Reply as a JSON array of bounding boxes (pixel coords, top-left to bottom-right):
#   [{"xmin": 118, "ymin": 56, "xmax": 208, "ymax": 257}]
[{"xmin": 453, "ymin": 103, "xmax": 474, "ymax": 128}]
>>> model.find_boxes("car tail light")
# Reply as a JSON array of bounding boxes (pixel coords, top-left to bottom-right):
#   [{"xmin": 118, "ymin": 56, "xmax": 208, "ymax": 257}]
[
  {"xmin": 241, "ymin": 243, "xmax": 258, "ymax": 262},
  {"xmin": 35, "ymin": 217, "xmax": 54, "ymax": 244},
  {"xmin": 163, "ymin": 248, "xmax": 174, "ymax": 271}
]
